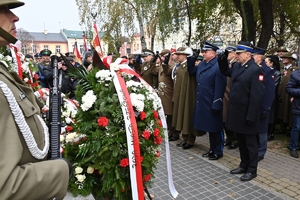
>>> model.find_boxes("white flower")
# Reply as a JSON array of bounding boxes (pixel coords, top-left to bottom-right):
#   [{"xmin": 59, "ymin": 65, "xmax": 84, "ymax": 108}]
[
  {"xmin": 60, "ymin": 135, "xmax": 65, "ymax": 142},
  {"xmin": 23, "ymin": 78, "xmax": 29, "ymax": 82},
  {"xmin": 66, "ymin": 132, "xmax": 77, "ymax": 143},
  {"xmin": 5, "ymin": 55, "xmax": 12, "ymax": 62},
  {"xmin": 95, "ymin": 70, "xmax": 113, "ymax": 83},
  {"xmin": 87, "ymin": 166, "xmax": 94, "ymax": 174},
  {"xmin": 78, "ymin": 144, "xmax": 86, "ymax": 149},
  {"xmin": 80, "ymin": 90, "xmax": 96, "ymax": 111},
  {"xmin": 75, "ymin": 166, "xmax": 83, "ymax": 174},
  {"xmin": 76, "ymin": 174, "xmax": 86, "ymax": 182}
]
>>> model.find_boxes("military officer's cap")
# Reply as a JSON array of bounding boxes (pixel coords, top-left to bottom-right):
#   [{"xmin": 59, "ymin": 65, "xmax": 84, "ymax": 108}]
[
  {"xmin": 159, "ymin": 49, "xmax": 170, "ymax": 56},
  {"xmin": 196, "ymin": 55, "xmax": 204, "ymax": 61},
  {"xmin": 276, "ymin": 46, "xmax": 288, "ymax": 52},
  {"xmin": 202, "ymin": 41, "xmax": 219, "ymax": 52},
  {"xmin": 34, "ymin": 53, "xmax": 42, "ymax": 58},
  {"xmin": 141, "ymin": 49, "xmax": 154, "ymax": 57},
  {"xmin": 252, "ymin": 46, "xmax": 266, "ymax": 55},
  {"xmin": 174, "ymin": 47, "xmax": 192, "ymax": 55},
  {"xmin": 0, "ymin": 0, "xmax": 24, "ymax": 9},
  {"xmin": 225, "ymin": 46, "xmax": 237, "ymax": 52},
  {"xmin": 40, "ymin": 49, "xmax": 52, "ymax": 56},
  {"xmin": 281, "ymin": 52, "xmax": 294, "ymax": 59},
  {"xmin": 235, "ymin": 41, "xmax": 253, "ymax": 53}
]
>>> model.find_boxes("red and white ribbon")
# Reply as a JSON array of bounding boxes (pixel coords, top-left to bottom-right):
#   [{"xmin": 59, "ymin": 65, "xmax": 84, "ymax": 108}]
[{"xmin": 8, "ymin": 44, "xmax": 22, "ymax": 79}]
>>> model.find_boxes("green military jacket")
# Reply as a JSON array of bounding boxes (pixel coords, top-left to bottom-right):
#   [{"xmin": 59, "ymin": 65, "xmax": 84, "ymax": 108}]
[{"xmin": 0, "ymin": 63, "xmax": 69, "ymax": 200}]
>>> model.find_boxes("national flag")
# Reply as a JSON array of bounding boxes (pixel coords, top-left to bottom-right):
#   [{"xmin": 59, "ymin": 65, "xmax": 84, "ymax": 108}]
[
  {"xmin": 82, "ymin": 32, "xmax": 88, "ymax": 52},
  {"xmin": 92, "ymin": 23, "xmax": 103, "ymax": 57},
  {"xmin": 73, "ymin": 41, "xmax": 82, "ymax": 64}
]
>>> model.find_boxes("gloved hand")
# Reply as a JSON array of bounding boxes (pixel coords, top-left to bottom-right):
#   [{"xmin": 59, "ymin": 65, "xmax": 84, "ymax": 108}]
[
  {"xmin": 185, "ymin": 47, "xmax": 194, "ymax": 57},
  {"xmin": 212, "ymin": 109, "xmax": 220, "ymax": 115},
  {"xmin": 246, "ymin": 120, "xmax": 255, "ymax": 127},
  {"xmin": 192, "ymin": 49, "xmax": 201, "ymax": 59},
  {"xmin": 217, "ymin": 50, "xmax": 229, "ymax": 67},
  {"xmin": 134, "ymin": 55, "xmax": 142, "ymax": 64},
  {"xmin": 163, "ymin": 53, "xmax": 170, "ymax": 65},
  {"xmin": 260, "ymin": 114, "xmax": 267, "ymax": 121},
  {"xmin": 150, "ymin": 52, "xmax": 160, "ymax": 63}
]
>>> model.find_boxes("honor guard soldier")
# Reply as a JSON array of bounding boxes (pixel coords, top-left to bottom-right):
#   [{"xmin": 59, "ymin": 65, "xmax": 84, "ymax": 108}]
[
  {"xmin": 0, "ymin": 1, "xmax": 72, "ymax": 199},
  {"xmin": 38, "ymin": 49, "xmax": 52, "ymax": 88},
  {"xmin": 218, "ymin": 41, "xmax": 265, "ymax": 181}
]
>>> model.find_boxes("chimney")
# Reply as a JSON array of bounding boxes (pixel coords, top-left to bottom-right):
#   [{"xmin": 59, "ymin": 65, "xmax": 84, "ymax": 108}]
[{"xmin": 44, "ymin": 30, "xmax": 48, "ymax": 35}]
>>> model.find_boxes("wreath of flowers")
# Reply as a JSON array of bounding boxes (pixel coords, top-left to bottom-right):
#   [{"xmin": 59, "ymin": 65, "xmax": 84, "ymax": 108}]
[{"xmin": 61, "ymin": 65, "xmax": 165, "ymax": 199}]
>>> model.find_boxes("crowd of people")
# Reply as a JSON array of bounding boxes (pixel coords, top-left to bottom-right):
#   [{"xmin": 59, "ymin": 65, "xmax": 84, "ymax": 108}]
[{"xmin": 1, "ymin": 0, "xmax": 300, "ymax": 199}]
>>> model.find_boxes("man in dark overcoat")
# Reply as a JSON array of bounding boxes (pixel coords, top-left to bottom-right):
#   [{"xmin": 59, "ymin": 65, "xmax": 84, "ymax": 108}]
[
  {"xmin": 187, "ymin": 42, "xmax": 226, "ymax": 160},
  {"xmin": 252, "ymin": 47, "xmax": 275, "ymax": 162},
  {"xmin": 218, "ymin": 41, "xmax": 265, "ymax": 181}
]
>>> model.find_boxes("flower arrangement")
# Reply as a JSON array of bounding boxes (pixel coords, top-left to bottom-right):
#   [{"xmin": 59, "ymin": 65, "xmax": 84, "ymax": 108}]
[{"xmin": 62, "ymin": 64, "xmax": 165, "ymax": 199}]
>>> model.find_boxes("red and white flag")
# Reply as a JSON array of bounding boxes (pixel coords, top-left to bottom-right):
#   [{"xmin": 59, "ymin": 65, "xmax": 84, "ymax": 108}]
[
  {"xmin": 82, "ymin": 32, "xmax": 88, "ymax": 52},
  {"xmin": 73, "ymin": 41, "xmax": 82, "ymax": 64},
  {"xmin": 92, "ymin": 23, "xmax": 103, "ymax": 57}
]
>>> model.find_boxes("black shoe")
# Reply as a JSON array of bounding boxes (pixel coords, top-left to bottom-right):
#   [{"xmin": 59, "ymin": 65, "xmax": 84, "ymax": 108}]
[
  {"xmin": 290, "ymin": 150, "xmax": 299, "ymax": 158},
  {"xmin": 169, "ymin": 136, "xmax": 179, "ymax": 141},
  {"xmin": 202, "ymin": 151, "xmax": 214, "ymax": 157},
  {"xmin": 230, "ymin": 167, "xmax": 246, "ymax": 174},
  {"xmin": 240, "ymin": 173, "xmax": 257, "ymax": 181},
  {"xmin": 224, "ymin": 141, "xmax": 232, "ymax": 146},
  {"xmin": 176, "ymin": 141, "xmax": 187, "ymax": 147},
  {"xmin": 182, "ymin": 144, "xmax": 193, "ymax": 150},
  {"xmin": 228, "ymin": 144, "xmax": 238, "ymax": 150},
  {"xmin": 258, "ymin": 156, "xmax": 264, "ymax": 162},
  {"xmin": 208, "ymin": 154, "xmax": 223, "ymax": 160}
]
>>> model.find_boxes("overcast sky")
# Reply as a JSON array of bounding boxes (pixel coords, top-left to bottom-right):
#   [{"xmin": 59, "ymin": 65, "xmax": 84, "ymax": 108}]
[{"xmin": 13, "ymin": 0, "xmax": 83, "ymax": 33}]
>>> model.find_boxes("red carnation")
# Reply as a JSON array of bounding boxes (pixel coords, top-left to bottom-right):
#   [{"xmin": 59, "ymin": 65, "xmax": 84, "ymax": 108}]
[
  {"xmin": 153, "ymin": 110, "xmax": 159, "ymax": 119},
  {"xmin": 156, "ymin": 151, "xmax": 161, "ymax": 157},
  {"xmin": 120, "ymin": 158, "xmax": 129, "ymax": 167},
  {"xmin": 34, "ymin": 74, "xmax": 39, "ymax": 80},
  {"xmin": 143, "ymin": 174, "xmax": 151, "ymax": 182},
  {"xmin": 65, "ymin": 126, "xmax": 73, "ymax": 132},
  {"xmin": 154, "ymin": 136, "xmax": 163, "ymax": 145},
  {"xmin": 157, "ymin": 119, "xmax": 162, "ymax": 127},
  {"xmin": 97, "ymin": 116, "xmax": 109, "ymax": 127},
  {"xmin": 153, "ymin": 128, "xmax": 160, "ymax": 137},
  {"xmin": 142, "ymin": 130, "xmax": 150, "ymax": 140},
  {"xmin": 140, "ymin": 111, "xmax": 146, "ymax": 120}
]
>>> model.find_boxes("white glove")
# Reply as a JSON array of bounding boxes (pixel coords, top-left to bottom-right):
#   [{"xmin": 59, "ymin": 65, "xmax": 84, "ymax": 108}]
[{"xmin": 185, "ymin": 47, "xmax": 193, "ymax": 57}]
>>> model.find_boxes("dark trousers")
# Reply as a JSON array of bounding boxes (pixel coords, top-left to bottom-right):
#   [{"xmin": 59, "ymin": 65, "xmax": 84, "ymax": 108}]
[
  {"xmin": 208, "ymin": 131, "xmax": 224, "ymax": 155},
  {"xmin": 167, "ymin": 115, "xmax": 180, "ymax": 138},
  {"xmin": 236, "ymin": 133, "xmax": 259, "ymax": 174},
  {"xmin": 182, "ymin": 133, "xmax": 196, "ymax": 145}
]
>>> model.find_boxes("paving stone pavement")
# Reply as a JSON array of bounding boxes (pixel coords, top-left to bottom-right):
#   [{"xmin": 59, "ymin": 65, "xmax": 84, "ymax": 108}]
[{"xmin": 65, "ymin": 134, "xmax": 300, "ymax": 200}]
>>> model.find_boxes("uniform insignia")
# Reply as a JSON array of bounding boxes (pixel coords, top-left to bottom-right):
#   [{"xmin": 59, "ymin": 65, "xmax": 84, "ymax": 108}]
[
  {"xmin": 272, "ymin": 75, "xmax": 274, "ymax": 79},
  {"xmin": 144, "ymin": 67, "xmax": 148, "ymax": 71},
  {"xmin": 245, "ymin": 65, "xmax": 248, "ymax": 68},
  {"xmin": 182, "ymin": 64, "xmax": 186, "ymax": 68},
  {"xmin": 259, "ymin": 74, "xmax": 264, "ymax": 81},
  {"xmin": 19, "ymin": 93, "xmax": 26, "ymax": 99}
]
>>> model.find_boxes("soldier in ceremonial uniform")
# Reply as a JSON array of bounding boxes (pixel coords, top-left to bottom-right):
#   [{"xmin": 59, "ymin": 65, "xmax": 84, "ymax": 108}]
[
  {"xmin": 218, "ymin": 41, "xmax": 265, "ymax": 181},
  {"xmin": 172, "ymin": 47, "xmax": 203, "ymax": 150},
  {"xmin": 277, "ymin": 52, "xmax": 298, "ymax": 134},
  {"xmin": 34, "ymin": 53, "xmax": 42, "ymax": 65},
  {"xmin": 157, "ymin": 49, "xmax": 181, "ymax": 141},
  {"xmin": 135, "ymin": 49, "xmax": 159, "ymax": 89},
  {"xmin": 0, "ymin": 1, "xmax": 71, "ymax": 199},
  {"xmin": 38, "ymin": 49, "xmax": 52, "ymax": 88}
]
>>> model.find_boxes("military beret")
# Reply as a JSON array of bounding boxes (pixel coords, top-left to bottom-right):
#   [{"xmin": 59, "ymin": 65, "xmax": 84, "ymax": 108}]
[
  {"xmin": 252, "ymin": 46, "xmax": 266, "ymax": 55},
  {"xmin": 202, "ymin": 41, "xmax": 219, "ymax": 52},
  {"xmin": 236, "ymin": 41, "xmax": 253, "ymax": 53},
  {"xmin": 40, "ymin": 49, "xmax": 52, "ymax": 56}
]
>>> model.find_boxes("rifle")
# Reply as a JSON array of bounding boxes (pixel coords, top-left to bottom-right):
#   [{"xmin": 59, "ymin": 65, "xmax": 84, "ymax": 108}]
[{"xmin": 47, "ymin": 56, "xmax": 63, "ymax": 160}]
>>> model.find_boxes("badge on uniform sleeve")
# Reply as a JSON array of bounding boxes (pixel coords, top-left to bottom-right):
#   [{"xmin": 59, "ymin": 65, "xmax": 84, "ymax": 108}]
[
  {"xmin": 259, "ymin": 74, "xmax": 264, "ymax": 81},
  {"xmin": 144, "ymin": 67, "xmax": 148, "ymax": 70}
]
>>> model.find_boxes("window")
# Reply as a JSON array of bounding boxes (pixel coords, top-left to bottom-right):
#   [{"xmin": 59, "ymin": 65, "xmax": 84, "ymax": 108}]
[
  {"xmin": 44, "ymin": 45, "xmax": 48, "ymax": 50},
  {"xmin": 22, "ymin": 44, "xmax": 27, "ymax": 54},
  {"xmin": 32, "ymin": 44, "xmax": 37, "ymax": 54},
  {"xmin": 56, "ymin": 45, "xmax": 61, "ymax": 53}
]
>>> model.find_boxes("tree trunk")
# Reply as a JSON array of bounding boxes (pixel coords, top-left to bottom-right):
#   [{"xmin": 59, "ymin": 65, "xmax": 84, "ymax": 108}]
[
  {"xmin": 233, "ymin": 0, "xmax": 256, "ymax": 43},
  {"xmin": 184, "ymin": 0, "xmax": 191, "ymax": 46},
  {"xmin": 257, "ymin": 0, "xmax": 274, "ymax": 49},
  {"xmin": 277, "ymin": 13, "xmax": 285, "ymax": 47}
]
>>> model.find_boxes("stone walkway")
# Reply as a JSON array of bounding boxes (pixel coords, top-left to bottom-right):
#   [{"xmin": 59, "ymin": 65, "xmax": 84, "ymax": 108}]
[{"xmin": 64, "ymin": 134, "xmax": 300, "ymax": 199}]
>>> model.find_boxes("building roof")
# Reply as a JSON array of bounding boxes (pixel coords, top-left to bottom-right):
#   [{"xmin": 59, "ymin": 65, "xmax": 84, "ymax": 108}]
[
  {"xmin": 61, "ymin": 29, "xmax": 105, "ymax": 39},
  {"xmin": 28, "ymin": 32, "xmax": 67, "ymax": 42}
]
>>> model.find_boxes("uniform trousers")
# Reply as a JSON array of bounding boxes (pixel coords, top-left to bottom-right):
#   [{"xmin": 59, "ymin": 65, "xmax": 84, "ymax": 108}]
[
  {"xmin": 236, "ymin": 132, "xmax": 259, "ymax": 174},
  {"xmin": 258, "ymin": 132, "xmax": 268, "ymax": 158},
  {"xmin": 167, "ymin": 114, "xmax": 180, "ymax": 138},
  {"xmin": 209, "ymin": 131, "xmax": 224, "ymax": 155}
]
